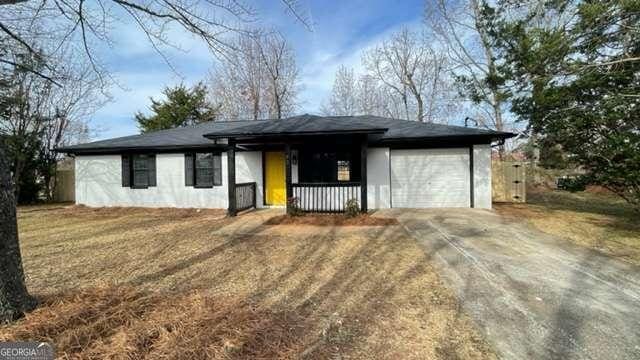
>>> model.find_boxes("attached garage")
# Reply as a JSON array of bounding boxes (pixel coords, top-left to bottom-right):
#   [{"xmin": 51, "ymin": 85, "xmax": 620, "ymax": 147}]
[{"xmin": 390, "ymin": 148, "xmax": 472, "ymax": 208}]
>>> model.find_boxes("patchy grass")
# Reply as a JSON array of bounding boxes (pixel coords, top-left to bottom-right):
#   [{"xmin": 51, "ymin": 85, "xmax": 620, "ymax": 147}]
[
  {"xmin": 264, "ymin": 213, "xmax": 398, "ymax": 226},
  {"xmin": 5, "ymin": 205, "xmax": 494, "ymax": 359},
  {"xmin": 0, "ymin": 287, "xmax": 304, "ymax": 359},
  {"xmin": 495, "ymin": 190, "xmax": 640, "ymax": 266}
]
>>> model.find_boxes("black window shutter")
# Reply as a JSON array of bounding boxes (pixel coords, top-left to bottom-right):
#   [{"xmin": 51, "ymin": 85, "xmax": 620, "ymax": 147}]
[
  {"xmin": 148, "ymin": 154, "xmax": 156, "ymax": 187},
  {"xmin": 185, "ymin": 153, "xmax": 194, "ymax": 186},
  {"xmin": 121, "ymin": 155, "xmax": 131, "ymax": 187},
  {"xmin": 213, "ymin": 153, "xmax": 222, "ymax": 186}
]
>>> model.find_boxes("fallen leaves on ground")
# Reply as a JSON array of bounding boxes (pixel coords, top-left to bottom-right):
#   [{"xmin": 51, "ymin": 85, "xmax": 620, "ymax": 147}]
[{"xmin": 264, "ymin": 214, "xmax": 399, "ymax": 226}]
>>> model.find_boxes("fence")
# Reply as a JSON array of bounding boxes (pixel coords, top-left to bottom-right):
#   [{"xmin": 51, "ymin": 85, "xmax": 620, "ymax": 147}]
[
  {"xmin": 54, "ymin": 169, "xmax": 75, "ymax": 202},
  {"xmin": 492, "ymin": 161, "xmax": 526, "ymax": 203},
  {"xmin": 235, "ymin": 182, "xmax": 256, "ymax": 211},
  {"xmin": 291, "ymin": 182, "xmax": 361, "ymax": 213}
]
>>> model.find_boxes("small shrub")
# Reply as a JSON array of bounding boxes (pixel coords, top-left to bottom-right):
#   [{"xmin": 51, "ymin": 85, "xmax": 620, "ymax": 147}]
[
  {"xmin": 287, "ymin": 197, "xmax": 303, "ymax": 216},
  {"xmin": 557, "ymin": 175, "xmax": 588, "ymax": 192},
  {"xmin": 344, "ymin": 199, "xmax": 360, "ymax": 218}
]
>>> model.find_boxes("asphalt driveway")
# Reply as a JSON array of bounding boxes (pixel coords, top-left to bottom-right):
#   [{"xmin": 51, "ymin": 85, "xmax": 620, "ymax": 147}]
[{"xmin": 386, "ymin": 208, "xmax": 640, "ymax": 360}]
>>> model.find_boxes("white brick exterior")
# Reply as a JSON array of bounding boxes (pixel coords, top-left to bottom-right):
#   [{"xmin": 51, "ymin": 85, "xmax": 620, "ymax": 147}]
[
  {"xmin": 74, "ymin": 146, "xmax": 492, "ymax": 210},
  {"xmin": 75, "ymin": 152, "xmax": 262, "ymax": 208},
  {"xmin": 472, "ymin": 144, "xmax": 492, "ymax": 209},
  {"xmin": 366, "ymin": 148, "xmax": 391, "ymax": 209}
]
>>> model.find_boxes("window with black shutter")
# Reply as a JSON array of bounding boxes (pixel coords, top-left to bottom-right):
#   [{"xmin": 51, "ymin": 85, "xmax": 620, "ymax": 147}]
[
  {"xmin": 195, "ymin": 153, "xmax": 213, "ymax": 187},
  {"xmin": 185, "ymin": 152, "xmax": 222, "ymax": 188},
  {"xmin": 133, "ymin": 155, "xmax": 149, "ymax": 187},
  {"xmin": 121, "ymin": 154, "xmax": 156, "ymax": 188}
]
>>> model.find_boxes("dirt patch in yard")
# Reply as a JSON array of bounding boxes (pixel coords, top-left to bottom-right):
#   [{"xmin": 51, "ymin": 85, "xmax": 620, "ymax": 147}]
[
  {"xmin": 12, "ymin": 205, "xmax": 495, "ymax": 359},
  {"xmin": 264, "ymin": 214, "xmax": 399, "ymax": 226},
  {"xmin": 495, "ymin": 190, "xmax": 640, "ymax": 266}
]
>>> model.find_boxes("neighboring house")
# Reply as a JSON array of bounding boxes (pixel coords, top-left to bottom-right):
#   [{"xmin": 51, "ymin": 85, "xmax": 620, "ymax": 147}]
[{"xmin": 58, "ymin": 114, "xmax": 513, "ymax": 215}]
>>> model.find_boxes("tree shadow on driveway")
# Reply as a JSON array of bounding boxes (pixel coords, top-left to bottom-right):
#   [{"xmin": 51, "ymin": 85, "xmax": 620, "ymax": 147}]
[{"xmin": 393, "ymin": 208, "xmax": 640, "ymax": 360}]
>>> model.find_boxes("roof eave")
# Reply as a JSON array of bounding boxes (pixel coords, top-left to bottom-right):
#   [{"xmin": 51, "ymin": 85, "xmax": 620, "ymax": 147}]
[
  {"xmin": 56, "ymin": 143, "xmax": 227, "ymax": 155},
  {"xmin": 378, "ymin": 132, "xmax": 516, "ymax": 144}
]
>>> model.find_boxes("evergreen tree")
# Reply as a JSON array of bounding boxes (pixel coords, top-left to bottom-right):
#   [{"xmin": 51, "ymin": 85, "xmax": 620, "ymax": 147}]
[
  {"xmin": 491, "ymin": 0, "xmax": 640, "ymax": 207},
  {"xmin": 135, "ymin": 83, "xmax": 219, "ymax": 133}
]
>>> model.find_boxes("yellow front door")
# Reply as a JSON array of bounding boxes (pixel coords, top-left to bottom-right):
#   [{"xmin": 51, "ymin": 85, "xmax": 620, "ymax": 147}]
[{"xmin": 265, "ymin": 151, "xmax": 286, "ymax": 205}]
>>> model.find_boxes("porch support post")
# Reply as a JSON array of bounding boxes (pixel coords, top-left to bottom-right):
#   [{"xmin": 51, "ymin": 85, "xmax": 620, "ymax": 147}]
[
  {"xmin": 285, "ymin": 143, "xmax": 292, "ymax": 215},
  {"xmin": 227, "ymin": 139, "xmax": 237, "ymax": 217},
  {"xmin": 360, "ymin": 136, "xmax": 368, "ymax": 213}
]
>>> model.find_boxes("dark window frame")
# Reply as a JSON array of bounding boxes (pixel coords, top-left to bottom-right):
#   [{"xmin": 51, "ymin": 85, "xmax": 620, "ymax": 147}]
[
  {"xmin": 337, "ymin": 160, "xmax": 351, "ymax": 182},
  {"xmin": 298, "ymin": 149, "xmax": 360, "ymax": 183},
  {"xmin": 122, "ymin": 153, "xmax": 156, "ymax": 189},
  {"xmin": 185, "ymin": 152, "xmax": 222, "ymax": 188},
  {"xmin": 194, "ymin": 153, "xmax": 214, "ymax": 188},
  {"xmin": 132, "ymin": 154, "xmax": 150, "ymax": 188}
]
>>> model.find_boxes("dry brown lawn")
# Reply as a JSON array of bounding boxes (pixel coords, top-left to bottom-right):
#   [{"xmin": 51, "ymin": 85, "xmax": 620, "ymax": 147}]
[
  {"xmin": 2, "ymin": 204, "xmax": 495, "ymax": 359},
  {"xmin": 495, "ymin": 189, "xmax": 640, "ymax": 266}
]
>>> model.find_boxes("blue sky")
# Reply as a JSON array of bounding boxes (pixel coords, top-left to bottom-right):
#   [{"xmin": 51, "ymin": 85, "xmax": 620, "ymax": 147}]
[{"xmin": 93, "ymin": 0, "xmax": 425, "ymax": 140}]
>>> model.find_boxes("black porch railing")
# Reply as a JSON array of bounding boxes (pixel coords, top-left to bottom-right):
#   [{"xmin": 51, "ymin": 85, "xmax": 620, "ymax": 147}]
[
  {"xmin": 235, "ymin": 182, "xmax": 256, "ymax": 211},
  {"xmin": 291, "ymin": 182, "xmax": 361, "ymax": 213}
]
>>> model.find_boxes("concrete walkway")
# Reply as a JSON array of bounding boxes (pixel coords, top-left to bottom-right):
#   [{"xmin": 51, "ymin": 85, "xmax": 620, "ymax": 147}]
[{"xmin": 385, "ymin": 209, "xmax": 640, "ymax": 360}]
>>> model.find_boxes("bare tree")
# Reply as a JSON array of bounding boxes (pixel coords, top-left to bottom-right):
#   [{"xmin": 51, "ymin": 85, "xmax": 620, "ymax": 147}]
[
  {"xmin": 257, "ymin": 32, "xmax": 299, "ymax": 119},
  {"xmin": 363, "ymin": 76, "xmax": 424, "ymax": 120},
  {"xmin": 0, "ymin": 0, "xmax": 310, "ymax": 323},
  {"xmin": 39, "ymin": 61, "xmax": 102, "ymax": 200},
  {"xmin": 362, "ymin": 28, "xmax": 453, "ymax": 122},
  {"xmin": 355, "ymin": 74, "xmax": 381, "ymax": 116},
  {"xmin": 211, "ymin": 30, "xmax": 299, "ymax": 120},
  {"xmin": 0, "ymin": 53, "xmax": 52, "ymax": 199},
  {"xmin": 0, "ymin": 48, "xmax": 101, "ymax": 200},
  {"xmin": 321, "ymin": 68, "xmax": 432, "ymax": 120},
  {"xmin": 209, "ymin": 71, "xmax": 246, "ymax": 121},
  {"xmin": 425, "ymin": 0, "xmax": 510, "ymax": 153},
  {"xmin": 321, "ymin": 65, "xmax": 358, "ymax": 116},
  {"xmin": 0, "ymin": 0, "xmax": 311, "ymax": 85},
  {"xmin": 211, "ymin": 32, "xmax": 267, "ymax": 120}
]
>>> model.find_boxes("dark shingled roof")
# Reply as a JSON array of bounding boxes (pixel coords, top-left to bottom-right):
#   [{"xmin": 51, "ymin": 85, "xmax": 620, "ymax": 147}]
[
  {"xmin": 57, "ymin": 120, "xmax": 255, "ymax": 154},
  {"xmin": 203, "ymin": 115, "xmax": 389, "ymax": 138},
  {"xmin": 58, "ymin": 114, "xmax": 514, "ymax": 154}
]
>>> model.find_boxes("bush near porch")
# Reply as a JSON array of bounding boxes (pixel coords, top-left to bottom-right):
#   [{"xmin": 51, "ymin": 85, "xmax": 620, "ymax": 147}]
[{"xmin": 1, "ymin": 205, "xmax": 495, "ymax": 359}]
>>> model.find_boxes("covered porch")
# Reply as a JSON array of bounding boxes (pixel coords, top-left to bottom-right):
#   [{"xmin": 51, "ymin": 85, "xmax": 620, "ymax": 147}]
[
  {"xmin": 219, "ymin": 134, "xmax": 376, "ymax": 216},
  {"xmin": 227, "ymin": 134, "xmax": 368, "ymax": 216}
]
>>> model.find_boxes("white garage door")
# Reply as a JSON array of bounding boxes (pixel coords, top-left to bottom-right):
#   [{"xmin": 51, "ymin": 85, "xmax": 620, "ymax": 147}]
[{"xmin": 390, "ymin": 148, "xmax": 471, "ymax": 208}]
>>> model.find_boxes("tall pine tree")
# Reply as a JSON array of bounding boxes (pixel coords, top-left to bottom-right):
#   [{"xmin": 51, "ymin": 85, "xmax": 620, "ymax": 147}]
[{"xmin": 491, "ymin": 0, "xmax": 640, "ymax": 207}]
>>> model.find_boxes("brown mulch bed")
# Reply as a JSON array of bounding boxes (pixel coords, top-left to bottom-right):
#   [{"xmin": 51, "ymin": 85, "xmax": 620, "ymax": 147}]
[
  {"xmin": 0, "ymin": 286, "xmax": 305, "ymax": 359},
  {"xmin": 264, "ymin": 214, "xmax": 399, "ymax": 226}
]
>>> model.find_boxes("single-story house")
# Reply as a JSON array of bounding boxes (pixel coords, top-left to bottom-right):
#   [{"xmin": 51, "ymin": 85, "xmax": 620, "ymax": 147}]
[{"xmin": 58, "ymin": 114, "xmax": 513, "ymax": 215}]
